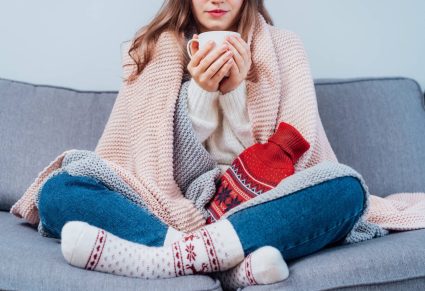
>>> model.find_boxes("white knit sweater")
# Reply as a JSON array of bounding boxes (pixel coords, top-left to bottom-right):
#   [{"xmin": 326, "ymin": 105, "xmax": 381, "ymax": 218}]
[{"xmin": 187, "ymin": 78, "xmax": 255, "ymax": 174}]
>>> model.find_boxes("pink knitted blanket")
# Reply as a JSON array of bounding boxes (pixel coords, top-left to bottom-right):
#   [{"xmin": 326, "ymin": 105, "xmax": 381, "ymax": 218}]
[{"xmin": 10, "ymin": 12, "xmax": 425, "ymax": 232}]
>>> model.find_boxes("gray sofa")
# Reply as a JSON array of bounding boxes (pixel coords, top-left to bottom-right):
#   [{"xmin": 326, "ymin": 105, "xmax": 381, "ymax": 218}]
[{"xmin": 1, "ymin": 76, "xmax": 424, "ymax": 290}]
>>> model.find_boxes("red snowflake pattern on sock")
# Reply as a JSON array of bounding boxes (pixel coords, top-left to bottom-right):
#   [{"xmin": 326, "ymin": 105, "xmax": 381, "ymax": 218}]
[{"xmin": 171, "ymin": 227, "xmax": 221, "ymax": 276}]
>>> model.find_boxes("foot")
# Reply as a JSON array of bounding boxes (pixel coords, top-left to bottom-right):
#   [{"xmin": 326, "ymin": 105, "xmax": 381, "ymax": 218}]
[
  {"xmin": 215, "ymin": 245, "xmax": 289, "ymax": 289},
  {"xmin": 61, "ymin": 219, "xmax": 245, "ymax": 279}
]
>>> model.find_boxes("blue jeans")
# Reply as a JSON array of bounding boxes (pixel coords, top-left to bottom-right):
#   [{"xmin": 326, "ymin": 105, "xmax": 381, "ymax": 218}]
[
  {"xmin": 38, "ymin": 171, "xmax": 364, "ymax": 262},
  {"xmin": 38, "ymin": 172, "xmax": 168, "ymax": 247},
  {"xmin": 227, "ymin": 175, "xmax": 365, "ymax": 261}
]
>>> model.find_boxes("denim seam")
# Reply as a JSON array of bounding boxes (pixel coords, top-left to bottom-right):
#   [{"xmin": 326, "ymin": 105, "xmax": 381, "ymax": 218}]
[{"xmin": 282, "ymin": 210, "xmax": 363, "ymax": 251}]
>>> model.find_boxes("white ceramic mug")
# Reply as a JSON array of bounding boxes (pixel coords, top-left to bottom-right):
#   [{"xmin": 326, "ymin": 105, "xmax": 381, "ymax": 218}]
[{"xmin": 187, "ymin": 31, "xmax": 241, "ymax": 77}]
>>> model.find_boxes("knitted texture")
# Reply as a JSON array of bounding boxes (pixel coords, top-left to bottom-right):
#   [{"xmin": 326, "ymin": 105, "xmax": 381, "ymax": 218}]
[
  {"xmin": 187, "ymin": 78, "xmax": 255, "ymax": 174},
  {"xmin": 9, "ymin": 12, "xmax": 425, "ymax": 235},
  {"xmin": 205, "ymin": 121, "xmax": 310, "ymax": 223},
  {"xmin": 367, "ymin": 193, "xmax": 425, "ymax": 231}
]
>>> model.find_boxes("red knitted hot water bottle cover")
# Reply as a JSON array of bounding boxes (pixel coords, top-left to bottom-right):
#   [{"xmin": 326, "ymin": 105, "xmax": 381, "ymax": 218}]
[{"xmin": 205, "ymin": 121, "xmax": 310, "ymax": 224}]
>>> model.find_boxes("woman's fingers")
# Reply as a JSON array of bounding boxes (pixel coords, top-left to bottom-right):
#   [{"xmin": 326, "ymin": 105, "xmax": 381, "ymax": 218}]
[
  {"xmin": 226, "ymin": 43, "xmax": 242, "ymax": 74},
  {"xmin": 211, "ymin": 57, "xmax": 234, "ymax": 83},
  {"xmin": 186, "ymin": 34, "xmax": 246, "ymax": 92},
  {"xmin": 227, "ymin": 35, "xmax": 253, "ymax": 80},
  {"xmin": 191, "ymin": 34, "xmax": 199, "ymax": 56},
  {"xmin": 226, "ymin": 37, "xmax": 244, "ymax": 71},
  {"xmin": 205, "ymin": 50, "xmax": 234, "ymax": 80},
  {"xmin": 189, "ymin": 41, "xmax": 216, "ymax": 68},
  {"xmin": 196, "ymin": 44, "xmax": 230, "ymax": 78},
  {"xmin": 232, "ymin": 35, "xmax": 251, "ymax": 60}
]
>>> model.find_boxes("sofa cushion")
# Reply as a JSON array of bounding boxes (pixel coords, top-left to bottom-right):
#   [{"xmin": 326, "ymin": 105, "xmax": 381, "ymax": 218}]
[
  {"xmin": 0, "ymin": 78, "xmax": 118, "ymax": 211},
  {"xmin": 315, "ymin": 77, "xmax": 425, "ymax": 197},
  {"xmin": 241, "ymin": 227, "xmax": 425, "ymax": 290},
  {"xmin": 0, "ymin": 211, "xmax": 222, "ymax": 291}
]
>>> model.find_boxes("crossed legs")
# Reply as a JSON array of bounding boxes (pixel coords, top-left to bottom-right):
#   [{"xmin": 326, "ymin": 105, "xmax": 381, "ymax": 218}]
[{"xmin": 38, "ymin": 169, "xmax": 365, "ymax": 285}]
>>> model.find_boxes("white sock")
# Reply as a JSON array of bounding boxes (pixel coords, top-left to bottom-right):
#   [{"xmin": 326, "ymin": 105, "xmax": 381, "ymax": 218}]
[
  {"xmin": 61, "ymin": 219, "xmax": 244, "ymax": 279},
  {"xmin": 163, "ymin": 226, "xmax": 185, "ymax": 246},
  {"xmin": 213, "ymin": 246, "xmax": 289, "ymax": 289},
  {"xmin": 162, "ymin": 226, "xmax": 289, "ymax": 288}
]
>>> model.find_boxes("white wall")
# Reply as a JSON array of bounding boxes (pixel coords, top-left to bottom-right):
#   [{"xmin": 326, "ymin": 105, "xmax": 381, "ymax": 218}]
[{"xmin": 1, "ymin": 0, "xmax": 424, "ymax": 91}]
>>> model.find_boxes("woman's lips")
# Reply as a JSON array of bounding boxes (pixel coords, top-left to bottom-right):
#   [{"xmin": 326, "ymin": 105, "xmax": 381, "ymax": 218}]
[{"xmin": 207, "ymin": 11, "xmax": 228, "ymax": 17}]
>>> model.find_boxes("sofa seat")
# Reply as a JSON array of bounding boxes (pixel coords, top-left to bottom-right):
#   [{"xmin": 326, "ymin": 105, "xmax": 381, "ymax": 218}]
[
  {"xmin": 242, "ymin": 228, "xmax": 425, "ymax": 290},
  {"xmin": 2, "ymin": 211, "xmax": 424, "ymax": 290}
]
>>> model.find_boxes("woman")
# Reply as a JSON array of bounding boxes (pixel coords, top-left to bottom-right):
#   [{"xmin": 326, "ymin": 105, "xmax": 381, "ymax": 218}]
[{"xmin": 31, "ymin": 0, "xmax": 366, "ymax": 288}]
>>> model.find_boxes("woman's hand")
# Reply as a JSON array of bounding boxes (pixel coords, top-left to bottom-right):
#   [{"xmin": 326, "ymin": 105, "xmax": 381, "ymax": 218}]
[
  {"xmin": 187, "ymin": 34, "xmax": 234, "ymax": 92},
  {"xmin": 218, "ymin": 34, "xmax": 252, "ymax": 95}
]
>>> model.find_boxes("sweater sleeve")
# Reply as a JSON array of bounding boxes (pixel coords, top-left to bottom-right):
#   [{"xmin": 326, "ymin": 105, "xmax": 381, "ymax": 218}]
[
  {"xmin": 218, "ymin": 80, "xmax": 255, "ymax": 148},
  {"xmin": 187, "ymin": 78, "xmax": 220, "ymax": 144}
]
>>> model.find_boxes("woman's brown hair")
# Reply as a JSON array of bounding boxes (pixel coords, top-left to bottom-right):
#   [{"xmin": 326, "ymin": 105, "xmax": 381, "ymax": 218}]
[{"xmin": 124, "ymin": 0, "xmax": 274, "ymax": 84}]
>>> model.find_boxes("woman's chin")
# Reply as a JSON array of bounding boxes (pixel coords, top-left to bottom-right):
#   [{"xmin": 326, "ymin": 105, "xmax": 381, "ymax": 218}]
[{"xmin": 204, "ymin": 24, "xmax": 230, "ymax": 31}]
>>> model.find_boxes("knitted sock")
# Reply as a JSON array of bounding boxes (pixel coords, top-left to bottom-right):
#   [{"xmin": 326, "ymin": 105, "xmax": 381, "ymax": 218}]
[
  {"xmin": 163, "ymin": 225, "xmax": 185, "ymax": 246},
  {"xmin": 61, "ymin": 219, "xmax": 244, "ymax": 279},
  {"xmin": 213, "ymin": 246, "xmax": 289, "ymax": 289},
  {"xmin": 163, "ymin": 225, "xmax": 289, "ymax": 288},
  {"xmin": 206, "ymin": 121, "xmax": 310, "ymax": 223}
]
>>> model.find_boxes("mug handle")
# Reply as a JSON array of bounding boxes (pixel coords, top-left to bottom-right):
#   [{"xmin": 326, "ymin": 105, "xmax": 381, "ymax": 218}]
[{"xmin": 186, "ymin": 39, "xmax": 199, "ymax": 58}]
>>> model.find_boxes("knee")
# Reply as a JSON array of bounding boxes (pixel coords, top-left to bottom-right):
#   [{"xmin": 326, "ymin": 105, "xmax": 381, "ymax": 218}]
[
  {"xmin": 330, "ymin": 175, "xmax": 366, "ymax": 217},
  {"xmin": 38, "ymin": 172, "xmax": 100, "ymax": 213},
  {"xmin": 38, "ymin": 172, "xmax": 104, "ymax": 235},
  {"xmin": 39, "ymin": 172, "xmax": 74, "ymax": 203},
  {"xmin": 37, "ymin": 172, "xmax": 74, "ymax": 237},
  {"xmin": 38, "ymin": 172, "xmax": 70, "ymax": 216},
  {"xmin": 39, "ymin": 172, "xmax": 67, "ymax": 203},
  {"xmin": 323, "ymin": 175, "xmax": 367, "ymax": 245}
]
